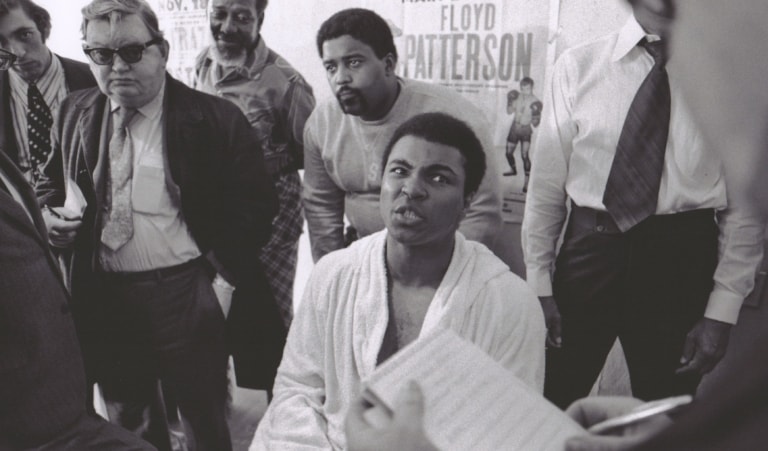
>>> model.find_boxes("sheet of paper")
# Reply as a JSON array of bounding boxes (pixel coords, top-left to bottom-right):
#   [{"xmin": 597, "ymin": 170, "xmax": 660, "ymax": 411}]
[
  {"xmin": 363, "ymin": 328, "xmax": 585, "ymax": 450},
  {"xmin": 64, "ymin": 177, "xmax": 87, "ymax": 217}
]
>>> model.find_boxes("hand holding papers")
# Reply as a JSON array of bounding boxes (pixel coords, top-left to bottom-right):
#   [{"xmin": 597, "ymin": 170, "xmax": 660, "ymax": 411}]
[
  {"xmin": 43, "ymin": 178, "xmax": 85, "ymax": 248},
  {"xmin": 361, "ymin": 329, "xmax": 585, "ymax": 451},
  {"xmin": 64, "ymin": 177, "xmax": 87, "ymax": 218}
]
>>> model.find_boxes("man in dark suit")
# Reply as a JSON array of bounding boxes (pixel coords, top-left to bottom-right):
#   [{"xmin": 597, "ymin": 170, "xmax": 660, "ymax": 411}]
[
  {"xmin": 0, "ymin": 148, "xmax": 155, "ymax": 450},
  {"xmin": 0, "ymin": 0, "xmax": 95, "ymax": 182},
  {"xmin": 35, "ymin": 1, "xmax": 283, "ymax": 449}
]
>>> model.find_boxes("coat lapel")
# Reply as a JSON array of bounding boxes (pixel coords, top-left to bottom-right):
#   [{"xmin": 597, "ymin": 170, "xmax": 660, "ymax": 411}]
[
  {"xmin": 76, "ymin": 91, "xmax": 107, "ymax": 208},
  {"xmin": 163, "ymin": 75, "xmax": 203, "ymax": 204}
]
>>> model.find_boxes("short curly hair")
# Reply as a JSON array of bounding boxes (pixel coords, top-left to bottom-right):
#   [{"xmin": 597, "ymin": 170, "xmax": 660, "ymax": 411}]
[
  {"xmin": 382, "ymin": 112, "xmax": 486, "ymax": 196},
  {"xmin": 316, "ymin": 8, "xmax": 397, "ymax": 61}
]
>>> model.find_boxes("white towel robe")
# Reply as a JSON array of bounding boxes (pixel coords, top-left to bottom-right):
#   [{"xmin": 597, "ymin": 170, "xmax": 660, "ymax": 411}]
[{"xmin": 251, "ymin": 230, "xmax": 546, "ymax": 450}]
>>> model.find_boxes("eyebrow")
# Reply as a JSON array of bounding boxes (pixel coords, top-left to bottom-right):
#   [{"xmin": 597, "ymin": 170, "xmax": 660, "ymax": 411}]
[
  {"xmin": 322, "ymin": 52, "xmax": 366, "ymax": 64},
  {"xmin": 426, "ymin": 164, "xmax": 459, "ymax": 175},
  {"xmin": 387, "ymin": 158, "xmax": 459, "ymax": 175},
  {"xmin": 12, "ymin": 25, "xmax": 36, "ymax": 35},
  {"xmin": 387, "ymin": 158, "xmax": 413, "ymax": 169}
]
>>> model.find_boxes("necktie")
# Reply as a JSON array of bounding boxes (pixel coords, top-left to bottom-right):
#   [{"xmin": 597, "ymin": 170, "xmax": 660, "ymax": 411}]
[
  {"xmin": 603, "ymin": 39, "xmax": 671, "ymax": 232},
  {"xmin": 101, "ymin": 107, "xmax": 138, "ymax": 251},
  {"xmin": 27, "ymin": 82, "xmax": 53, "ymax": 181}
]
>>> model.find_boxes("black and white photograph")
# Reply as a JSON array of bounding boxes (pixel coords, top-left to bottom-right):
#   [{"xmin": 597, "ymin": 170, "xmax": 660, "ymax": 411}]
[{"xmin": 1, "ymin": 0, "xmax": 767, "ymax": 450}]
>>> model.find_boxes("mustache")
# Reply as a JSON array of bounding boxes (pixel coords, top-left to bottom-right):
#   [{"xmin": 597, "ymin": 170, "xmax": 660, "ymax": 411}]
[
  {"xmin": 212, "ymin": 28, "xmax": 249, "ymax": 45},
  {"xmin": 336, "ymin": 86, "xmax": 361, "ymax": 98}
]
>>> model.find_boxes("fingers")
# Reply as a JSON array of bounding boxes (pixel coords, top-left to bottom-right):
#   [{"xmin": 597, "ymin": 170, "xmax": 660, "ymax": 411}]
[
  {"xmin": 43, "ymin": 209, "xmax": 82, "ymax": 231},
  {"xmin": 393, "ymin": 381, "xmax": 426, "ymax": 427},
  {"xmin": 547, "ymin": 312, "xmax": 562, "ymax": 348},
  {"xmin": 676, "ymin": 333, "xmax": 697, "ymax": 373},
  {"xmin": 52, "ymin": 206, "xmax": 82, "ymax": 221},
  {"xmin": 566, "ymin": 396, "xmax": 643, "ymax": 428},
  {"xmin": 51, "ymin": 218, "xmax": 83, "ymax": 232},
  {"xmin": 676, "ymin": 345, "xmax": 724, "ymax": 375},
  {"xmin": 676, "ymin": 319, "xmax": 730, "ymax": 375},
  {"xmin": 539, "ymin": 296, "xmax": 563, "ymax": 348},
  {"xmin": 42, "ymin": 207, "xmax": 83, "ymax": 248},
  {"xmin": 345, "ymin": 396, "xmax": 373, "ymax": 433},
  {"xmin": 45, "ymin": 215, "xmax": 82, "ymax": 248},
  {"xmin": 565, "ymin": 433, "xmax": 640, "ymax": 451}
]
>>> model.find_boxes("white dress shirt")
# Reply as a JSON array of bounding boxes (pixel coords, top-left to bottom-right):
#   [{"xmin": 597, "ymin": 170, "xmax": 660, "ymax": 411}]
[
  {"xmin": 98, "ymin": 82, "xmax": 201, "ymax": 272},
  {"xmin": 522, "ymin": 15, "xmax": 764, "ymax": 324}
]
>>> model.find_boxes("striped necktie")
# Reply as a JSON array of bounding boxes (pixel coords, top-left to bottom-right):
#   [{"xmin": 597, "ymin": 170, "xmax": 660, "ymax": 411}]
[
  {"xmin": 603, "ymin": 39, "xmax": 670, "ymax": 232},
  {"xmin": 27, "ymin": 81, "xmax": 53, "ymax": 181}
]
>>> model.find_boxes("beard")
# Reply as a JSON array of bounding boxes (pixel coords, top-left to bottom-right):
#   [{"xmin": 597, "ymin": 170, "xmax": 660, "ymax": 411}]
[
  {"xmin": 210, "ymin": 28, "xmax": 257, "ymax": 66},
  {"xmin": 336, "ymin": 87, "xmax": 369, "ymax": 116}
]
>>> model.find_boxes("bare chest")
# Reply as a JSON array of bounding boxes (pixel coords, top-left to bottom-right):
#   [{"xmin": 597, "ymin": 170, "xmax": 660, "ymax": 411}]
[{"xmin": 377, "ymin": 282, "xmax": 437, "ymax": 364}]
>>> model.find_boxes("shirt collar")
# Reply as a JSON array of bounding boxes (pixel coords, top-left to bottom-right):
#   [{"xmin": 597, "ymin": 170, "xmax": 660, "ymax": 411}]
[
  {"xmin": 110, "ymin": 78, "xmax": 165, "ymax": 121},
  {"xmin": 611, "ymin": 14, "xmax": 661, "ymax": 62}
]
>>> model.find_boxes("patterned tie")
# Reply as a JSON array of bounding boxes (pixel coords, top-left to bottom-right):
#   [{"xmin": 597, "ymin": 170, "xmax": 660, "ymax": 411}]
[
  {"xmin": 603, "ymin": 39, "xmax": 670, "ymax": 232},
  {"xmin": 101, "ymin": 107, "xmax": 138, "ymax": 251},
  {"xmin": 27, "ymin": 82, "xmax": 53, "ymax": 181}
]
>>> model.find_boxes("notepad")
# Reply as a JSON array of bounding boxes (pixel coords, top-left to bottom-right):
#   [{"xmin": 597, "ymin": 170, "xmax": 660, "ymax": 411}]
[{"xmin": 362, "ymin": 328, "xmax": 585, "ymax": 450}]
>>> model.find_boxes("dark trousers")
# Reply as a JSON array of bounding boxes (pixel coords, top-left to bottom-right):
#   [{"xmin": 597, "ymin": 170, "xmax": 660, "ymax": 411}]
[
  {"xmin": 544, "ymin": 206, "xmax": 718, "ymax": 409},
  {"xmin": 26, "ymin": 413, "xmax": 156, "ymax": 451},
  {"xmin": 95, "ymin": 260, "xmax": 231, "ymax": 451}
]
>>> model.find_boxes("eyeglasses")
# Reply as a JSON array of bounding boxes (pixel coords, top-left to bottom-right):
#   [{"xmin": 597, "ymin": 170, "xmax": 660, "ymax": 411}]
[
  {"xmin": 0, "ymin": 48, "xmax": 17, "ymax": 71},
  {"xmin": 82, "ymin": 37, "xmax": 163, "ymax": 65}
]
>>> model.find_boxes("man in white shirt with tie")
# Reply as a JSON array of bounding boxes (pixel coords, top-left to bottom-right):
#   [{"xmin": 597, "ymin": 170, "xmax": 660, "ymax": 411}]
[{"xmin": 522, "ymin": 0, "xmax": 764, "ymax": 409}]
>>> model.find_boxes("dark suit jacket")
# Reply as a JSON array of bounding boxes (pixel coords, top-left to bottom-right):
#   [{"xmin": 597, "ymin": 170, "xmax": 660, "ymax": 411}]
[
  {"xmin": 36, "ymin": 74, "xmax": 285, "ymax": 390},
  {"xmin": 0, "ymin": 150, "xmax": 90, "ymax": 448},
  {"xmin": 0, "ymin": 54, "xmax": 95, "ymax": 167}
]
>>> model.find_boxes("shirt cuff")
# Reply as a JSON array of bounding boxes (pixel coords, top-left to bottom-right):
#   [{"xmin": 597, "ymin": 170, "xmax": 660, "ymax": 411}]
[
  {"xmin": 703, "ymin": 287, "xmax": 744, "ymax": 324},
  {"xmin": 525, "ymin": 267, "xmax": 553, "ymax": 298}
]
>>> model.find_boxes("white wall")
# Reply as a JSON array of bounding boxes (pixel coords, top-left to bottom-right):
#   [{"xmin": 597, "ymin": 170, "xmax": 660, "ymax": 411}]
[{"xmin": 38, "ymin": 0, "xmax": 91, "ymax": 62}]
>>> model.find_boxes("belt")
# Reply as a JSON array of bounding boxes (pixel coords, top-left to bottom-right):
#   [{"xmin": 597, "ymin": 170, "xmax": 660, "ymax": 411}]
[
  {"xmin": 569, "ymin": 204, "xmax": 715, "ymax": 234},
  {"xmin": 100, "ymin": 256, "xmax": 205, "ymax": 283}
]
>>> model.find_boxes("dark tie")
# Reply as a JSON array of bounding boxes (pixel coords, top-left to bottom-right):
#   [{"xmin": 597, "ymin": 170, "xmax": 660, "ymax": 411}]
[
  {"xmin": 101, "ymin": 107, "xmax": 138, "ymax": 251},
  {"xmin": 603, "ymin": 39, "xmax": 670, "ymax": 232},
  {"xmin": 27, "ymin": 82, "xmax": 53, "ymax": 181}
]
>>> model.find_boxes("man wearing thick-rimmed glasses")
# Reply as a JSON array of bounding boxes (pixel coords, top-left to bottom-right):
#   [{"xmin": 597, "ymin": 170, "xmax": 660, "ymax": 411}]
[
  {"xmin": 35, "ymin": 1, "xmax": 281, "ymax": 449},
  {"xmin": 0, "ymin": 0, "xmax": 95, "ymax": 184}
]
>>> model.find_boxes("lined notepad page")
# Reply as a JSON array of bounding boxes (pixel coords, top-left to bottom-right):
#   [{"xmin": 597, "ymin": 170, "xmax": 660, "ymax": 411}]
[{"xmin": 364, "ymin": 328, "xmax": 585, "ymax": 450}]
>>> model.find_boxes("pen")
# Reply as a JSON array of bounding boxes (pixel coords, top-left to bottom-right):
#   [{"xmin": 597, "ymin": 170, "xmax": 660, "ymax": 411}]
[{"xmin": 587, "ymin": 395, "xmax": 693, "ymax": 435}]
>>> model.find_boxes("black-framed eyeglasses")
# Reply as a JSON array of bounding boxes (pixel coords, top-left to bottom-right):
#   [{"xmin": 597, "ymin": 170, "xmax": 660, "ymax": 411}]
[
  {"xmin": 0, "ymin": 48, "xmax": 17, "ymax": 71},
  {"xmin": 82, "ymin": 37, "xmax": 163, "ymax": 66}
]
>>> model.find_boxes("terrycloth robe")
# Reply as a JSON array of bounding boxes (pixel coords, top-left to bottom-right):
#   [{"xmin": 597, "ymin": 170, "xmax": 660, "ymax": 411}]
[{"xmin": 250, "ymin": 230, "xmax": 545, "ymax": 450}]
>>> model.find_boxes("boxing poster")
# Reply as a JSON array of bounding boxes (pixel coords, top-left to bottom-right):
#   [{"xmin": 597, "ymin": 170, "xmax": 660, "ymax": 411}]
[{"xmin": 395, "ymin": 0, "xmax": 553, "ymax": 222}]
